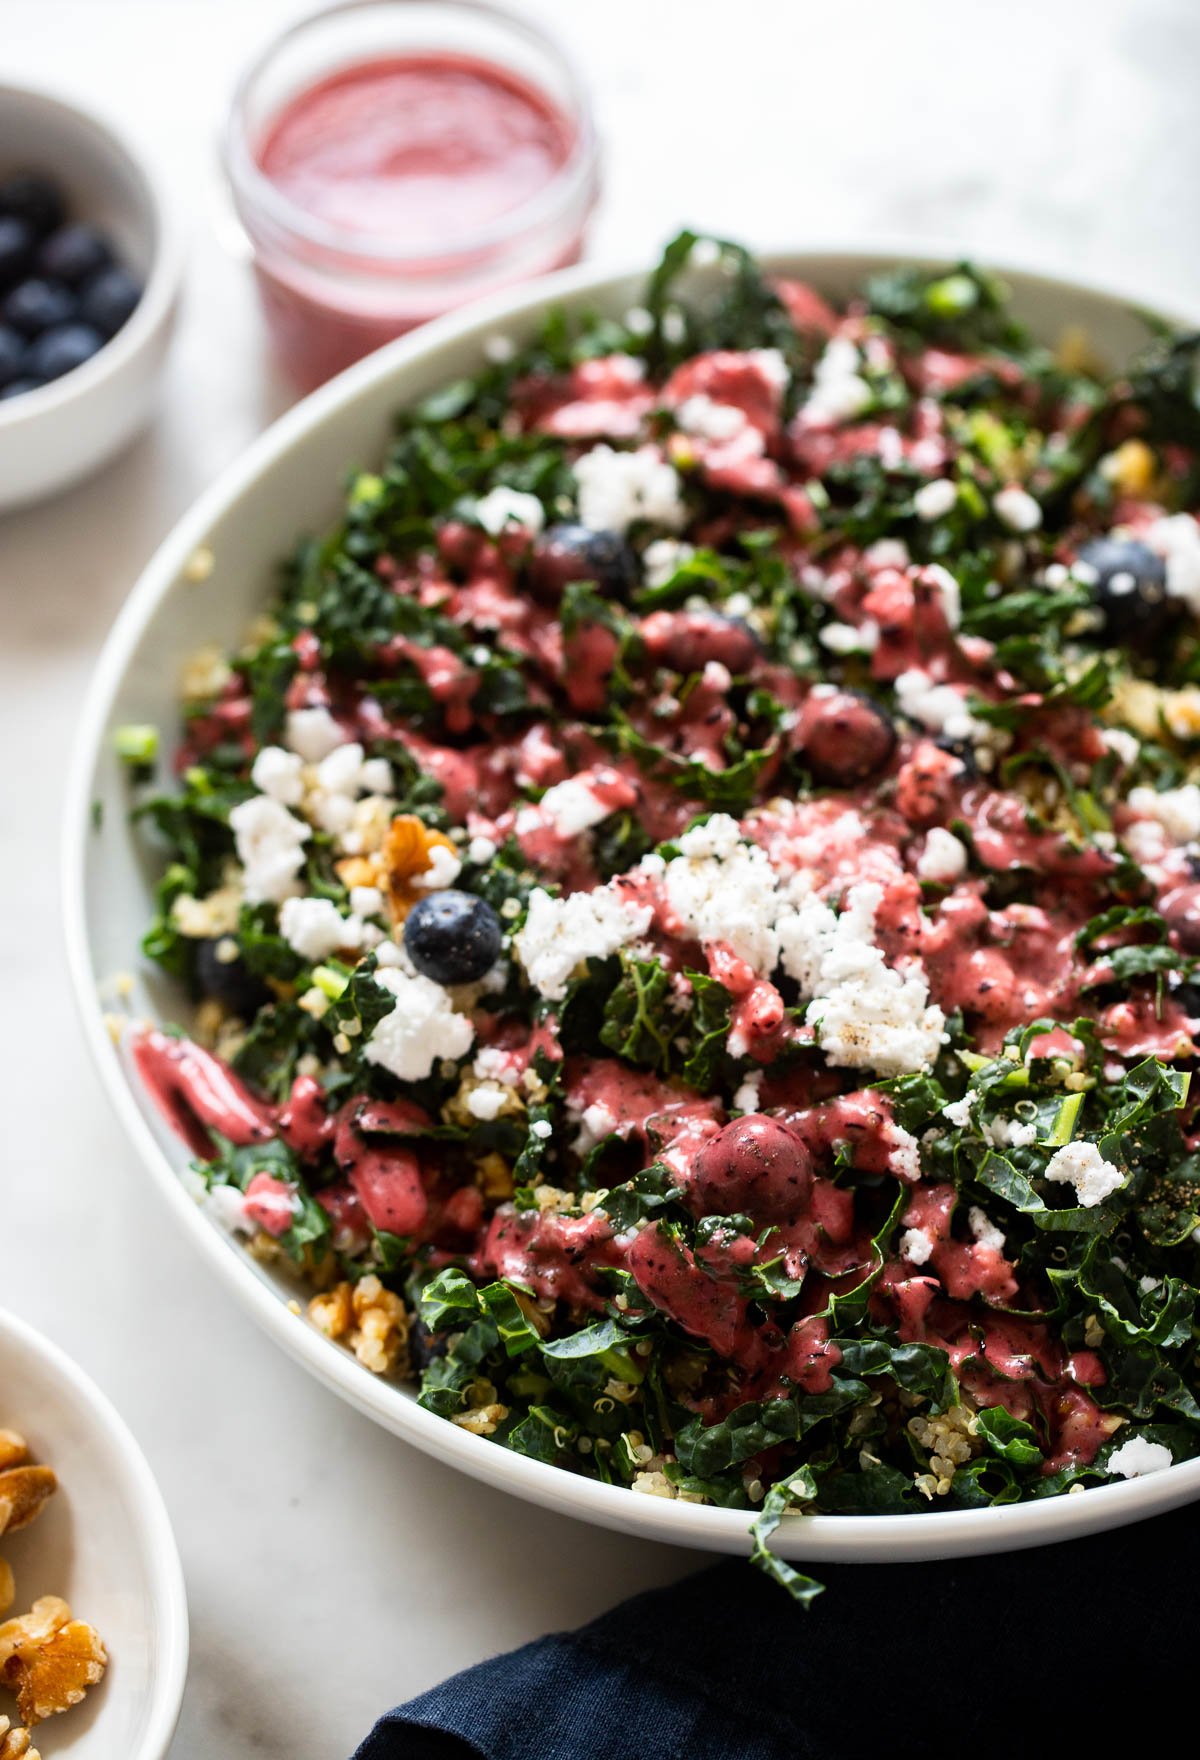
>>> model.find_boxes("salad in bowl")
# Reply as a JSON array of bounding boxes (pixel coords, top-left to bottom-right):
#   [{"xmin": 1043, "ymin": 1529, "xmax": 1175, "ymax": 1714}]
[{"xmin": 111, "ymin": 236, "xmax": 1200, "ymax": 1592}]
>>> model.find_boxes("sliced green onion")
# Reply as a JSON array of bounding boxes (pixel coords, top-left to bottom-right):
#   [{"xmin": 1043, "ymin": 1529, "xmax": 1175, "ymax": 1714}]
[
  {"xmin": 114, "ymin": 723, "xmax": 158, "ymax": 765},
  {"xmin": 1045, "ymin": 1091, "xmax": 1084, "ymax": 1148},
  {"xmin": 312, "ymin": 964, "xmax": 350, "ymax": 1001}
]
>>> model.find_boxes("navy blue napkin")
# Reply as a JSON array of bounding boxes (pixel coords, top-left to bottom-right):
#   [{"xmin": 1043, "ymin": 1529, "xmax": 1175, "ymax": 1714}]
[{"xmin": 353, "ymin": 1502, "xmax": 1194, "ymax": 1759}]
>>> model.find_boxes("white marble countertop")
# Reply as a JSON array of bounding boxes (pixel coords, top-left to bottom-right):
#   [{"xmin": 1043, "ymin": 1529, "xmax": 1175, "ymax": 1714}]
[{"xmin": 4, "ymin": 1, "xmax": 1200, "ymax": 1753}]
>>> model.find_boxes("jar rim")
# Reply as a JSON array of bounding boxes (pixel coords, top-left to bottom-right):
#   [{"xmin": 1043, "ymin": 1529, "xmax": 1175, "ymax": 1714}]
[{"xmin": 222, "ymin": 0, "xmax": 601, "ymax": 269}]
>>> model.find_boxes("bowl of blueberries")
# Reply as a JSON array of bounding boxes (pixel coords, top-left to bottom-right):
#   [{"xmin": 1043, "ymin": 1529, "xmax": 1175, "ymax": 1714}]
[{"xmin": 0, "ymin": 82, "xmax": 181, "ymax": 511}]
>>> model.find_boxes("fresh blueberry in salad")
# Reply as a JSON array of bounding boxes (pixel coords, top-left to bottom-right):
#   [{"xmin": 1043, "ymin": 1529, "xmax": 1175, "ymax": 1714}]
[
  {"xmin": 0, "ymin": 322, "xmax": 24, "ymax": 387},
  {"xmin": 800, "ymin": 688, "xmax": 896, "ymax": 786},
  {"xmin": 529, "ymin": 523, "xmax": 638, "ymax": 601},
  {"xmin": 79, "ymin": 265, "xmax": 142, "ymax": 337},
  {"xmin": 193, "ymin": 937, "xmax": 269, "ymax": 1017},
  {"xmin": 404, "ymin": 891, "xmax": 502, "ymax": 986},
  {"xmin": 27, "ymin": 323, "xmax": 104, "ymax": 382},
  {"xmin": 0, "ymin": 171, "xmax": 66, "ymax": 237},
  {"xmin": 1077, "ymin": 535, "xmax": 1172, "ymax": 644},
  {"xmin": 36, "ymin": 221, "xmax": 111, "ymax": 286},
  {"xmin": 0, "ymin": 216, "xmax": 34, "ymax": 289},
  {"xmin": 2, "ymin": 277, "xmax": 75, "ymax": 337}
]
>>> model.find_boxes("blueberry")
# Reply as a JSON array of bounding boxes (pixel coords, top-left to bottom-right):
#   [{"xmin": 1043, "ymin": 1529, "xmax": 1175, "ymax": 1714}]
[
  {"xmin": 408, "ymin": 1318, "xmax": 447, "ymax": 1371},
  {"xmin": 0, "ymin": 217, "xmax": 34, "ymax": 290},
  {"xmin": 0, "ymin": 323, "xmax": 25, "ymax": 387},
  {"xmin": 27, "ymin": 322, "xmax": 104, "ymax": 381},
  {"xmin": 79, "ymin": 264, "xmax": 141, "ymax": 337},
  {"xmin": 2, "ymin": 278, "xmax": 76, "ymax": 336},
  {"xmin": 800, "ymin": 688, "xmax": 896, "ymax": 786},
  {"xmin": 194, "ymin": 937, "xmax": 269, "ymax": 1016},
  {"xmin": 1077, "ymin": 536, "xmax": 1173, "ymax": 645},
  {"xmin": 0, "ymin": 376, "xmax": 43, "ymax": 402},
  {"xmin": 0, "ymin": 172, "xmax": 66, "ymax": 237},
  {"xmin": 37, "ymin": 221, "xmax": 111, "ymax": 286},
  {"xmin": 529, "ymin": 523, "xmax": 638, "ymax": 603},
  {"xmin": 404, "ymin": 890, "xmax": 502, "ymax": 985}
]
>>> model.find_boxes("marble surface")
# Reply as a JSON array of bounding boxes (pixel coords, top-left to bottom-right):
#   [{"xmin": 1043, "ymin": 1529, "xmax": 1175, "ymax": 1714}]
[{"xmin": 4, "ymin": 1, "xmax": 1200, "ymax": 1754}]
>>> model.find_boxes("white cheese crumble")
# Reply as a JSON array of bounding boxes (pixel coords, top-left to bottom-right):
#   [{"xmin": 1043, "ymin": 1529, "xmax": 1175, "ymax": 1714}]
[
  {"xmin": 474, "ymin": 486, "xmax": 545, "ymax": 536},
  {"xmin": 412, "ymin": 842, "xmax": 464, "ymax": 891},
  {"xmin": 914, "ymin": 478, "xmax": 958, "ymax": 521},
  {"xmin": 777, "ymin": 881, "xmax": 946, "ymax": 1077},
  {"xmin": 819, "ymin": 619, "xmax": 880, "ymax": 655},
  {"xmin": 285, "ymin": 706, "xmax": 345, "ymax": 763},
  {"xmin": 1106, "ymin": 1436, "xmax": 1174, "ymax": 1479},
  {"xmin": 942, "ymin": 1095, "xmax": 975, "ymax": 1127},
  {"xmin": 513, "ymin": 886, "xmax": 652, "ymax": 1001},
  {"xmin": 536, "ymin": 777, "xmax": 615, "ymax": 839},
  {"xmin": 229, "ymin": 796, "xmax": 311, "ymax": 905},
  {"xmin": 923, "ymin": 563, "xmax": 962, "ymax": 630},
  {"xmin": 993, "ymin": 485, "xmax": 1042, "ymax": 533},
  {"xmin": 1101, "ymin": 728, "xmax": 1140, "ymax": 768},
  {"xmin": 799, "ymin": 337, "xmax": 872, "ymax": 427},
  {"xmin": 663, "ymin": 814, "xmax": 782, "ymax": 974},
  {"xmin": 465, "ymin": 1084, "xmax": 508, "ymax": 1121},
  {"xmin": 968, "ymin": 1205, "xmax": 1006, "ymax": 1252},
  {"xmin": 251, "ymin": 745, "xmax": 304, "ymax": 806},
  {"xmin": 641, "ymin": 538, "xmax": 696, "ymax": 589},
  {"xmin": 1147, "ymin": 513, "xmax": 1200, "ymax": 616},
  {"xmin": 900, "ymin": 1227, "xmax": 935, "ymax": 1265},
  {"xmin": 573, "ymin": 444, "xmax": 686, "ymax": 535},
  {"xmin": 916, "ymin": 827, "xmax": 968, "ymax": 884},
  {"xmin": 279, "ymin": 895, "xmax": 380, "ymax": 962},
  {"xmin": 675, "ymin": 394, "xmax": 747, "ymax": 443},
  {"xmin": 1128, "ymin": 782, "xmax": 1200, "ymax": 845},
  {"xmin": 983, "ymin": 1114, "xmax": 1038, "ymax": 1149},
  {"xmin": 364, "ymin": 967, "xmax": 475, "ymax": 1081},
  {"xmin": 894, "ymin": 668, "xmax": 989, "ymax": 745},
  {"xmin": 733, "ymin": 1069, "xmax": 764, "ymax": 1114},
  {"xmin": 1044, "ymin": 1139, "xmax": 1125, "ymax": 1208}
]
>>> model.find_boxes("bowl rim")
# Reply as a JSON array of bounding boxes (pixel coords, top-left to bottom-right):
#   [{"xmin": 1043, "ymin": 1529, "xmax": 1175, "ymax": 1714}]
[
  {"xmin": 0, "ymin": 1307, "xmax": 189, "ymax": 1758},
  {"xmin": 0, "ymin": 78, "xmax": 183, "ymax": 429},
  {"xmin": 63, "ymin": 239, "xmax": 1200, "ymax": 1562}
]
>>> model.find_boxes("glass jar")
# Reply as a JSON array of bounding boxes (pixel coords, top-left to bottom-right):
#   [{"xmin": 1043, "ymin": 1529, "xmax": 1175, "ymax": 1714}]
[{"xmin": 223, "ymin": 0, "xmax": 601, "ymax": 389}]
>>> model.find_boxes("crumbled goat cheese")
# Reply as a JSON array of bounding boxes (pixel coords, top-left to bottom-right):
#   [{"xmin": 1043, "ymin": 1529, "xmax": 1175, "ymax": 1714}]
[
  {"xmin": 820, "ymin": 619, "xmax": 880, "ymax": 654},
  {"xmin": 917, "ymin": 827, "xmax": 968, "ymax": 884},
  {"xmin": 749, "ymin": 347, "xmax": 789, "ymax": 392},
  {"xmin": 1107, "ymin": 1436, "xmax": 1174, "ymax": 1479},
  {"xmin": 641, "ymin": 538, "xmax": 696, "ymax": 589},
  {"xmin": 800, "ymin": 337, "xmax": 872, "ymax": 426},
  {"xmin": 663, "ymin": 814, "xmax": 781, "ymax": 974},
  {"xmin": 251, "ymin": 745, "xmax": 305, "ymax": 806},
  {"xmin": 733, "ymin": 1070, "xmax": 764, "ymax": 1114},
  {"xmin": 777, "ymin": 880, "xmax": 946, "ymax": 1077},
  {"xmin": 900, "ymin": 1227, "xmax": 935, "ymax": 1265},
  {"xmin": 537, "ymin": 777, "xmax": 615, "ymax": 838},
  {"xmin": 206, "ymin": 1183, "xmax": 253, "ymax": 1235},
  {"xmin": 279, "ymin": 895, "xmax": 380, "ymax": 962},
  {"xmin": 894, "ymin": 668, "xmax": 989, "ymax": 745},
  {"xmin": 1147, "ymin": 513, "xmax": 1200, "ymax": 616},
  {"xmin": 968, "ymin": 1206, "xmax": 1006, "ymax": 1252},
  {"xmin": 924, "ymin": 563, "xmax": 962, "ymax": 630},
  {"xmin": 229, "ymin": 796, "xmax": 312, "ymax": 905},
  {"xmin": 675, "ymin": 394, "xmax": 748, "ymax": 442},
  {"xmin": 465, "ymin": 1084, "xmax": 508, "ymax": 1121},
  {"xmin": 942, "ymin": 1095, "xmax": 975, "ymax": 1127},
  {"xmin": 350, "ymin": 885, "xmax": 384, "ymax": 916},
  {"xmin": 864, "ymin": 538, "xmax": 910, "ymax": 570},
  {"xmin": 1044, "ymin": 1139, "xmax": 1126, "ymax": 1208},
  {"xmin": 573, "ymin": 444, "xmax": 686, "ymax": 535},
  {"xmin": 467, "ymin": 835, "xmax": 497, "ymax": 865},
  {"xmin": 984, "ymin": 1114, "xmax": 1038, "ymax": 1149},
  {"xmin": 364, "ymin": 968, "xmax": 474, "ymax": 1081},
  {"xmin": 993, "ymin": 485, "xmax": 1043, "ymax": 532},
  {"xmin": 1128, "ymin": 782, "xmax": 1200, "ymax": 845},
  {"xmin": 285, "ymin": 706, "xmax": 345, "ymax": 763},
  {"xmin": 514, "ymin": 885, "xmax": 653, "ymax": 1001},
  {"xmin": 412, "ymin": 842, "xmax": 464, "ymax": 891},
  {"xmin": 914, "ymin": 478, "xmax": 958, "ymax": 521},
  {"xmin": 1101, "ymin": 728, "xmax": 1141, "ymax": 768},
  {"xmin": 474, "ymin": 486, "xmax": 545, "ymax": 536}
]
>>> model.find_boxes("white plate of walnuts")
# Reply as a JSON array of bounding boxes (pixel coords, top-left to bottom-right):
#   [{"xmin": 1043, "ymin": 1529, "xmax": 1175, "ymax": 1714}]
[{"xmin": 0, "ymin": 1312, "xmax": 186, "ymax": 1758}]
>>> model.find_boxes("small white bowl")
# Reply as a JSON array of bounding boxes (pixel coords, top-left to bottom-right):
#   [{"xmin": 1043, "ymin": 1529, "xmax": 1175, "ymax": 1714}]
[
  {"xmin": 0, "ymin": 1309, "xmax": 187, "ymax": 1758},
  {"xmin": 0, "ymin": 83, "xmax": 182, "ymax": 512},
  {"xmin": 64, "ymin": 246, "xmax": 1200, "ymax": 1565}
]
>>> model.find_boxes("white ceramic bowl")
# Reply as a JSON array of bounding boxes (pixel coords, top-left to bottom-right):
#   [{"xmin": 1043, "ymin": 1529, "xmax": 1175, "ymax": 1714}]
[
  {"xmin": 0, "ymin": 1310, "xmax": 187, "ymax": 1757},
  {"xmin": 0, "ymin": 83, "xmax": 182, "ymax": 512},
  {"xmin": 64, "ymin": 247, "xmax": 1200, "ymax": 1565}
]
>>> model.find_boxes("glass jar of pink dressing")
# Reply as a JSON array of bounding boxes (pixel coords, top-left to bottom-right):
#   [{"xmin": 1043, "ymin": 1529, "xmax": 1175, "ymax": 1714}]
[{"xmin": 223, "ymin": 0, "xmax": 601, "ymax": 390}]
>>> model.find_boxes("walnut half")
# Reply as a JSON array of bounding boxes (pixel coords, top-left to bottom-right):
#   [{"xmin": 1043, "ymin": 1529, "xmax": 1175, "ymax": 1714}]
[
  {"xmin": 0, "ymin": 1598, "xmax": 107, "ymax": 1727},
  {"xmin": 0, "ymin": 1470, "xmax": 56, "ymax": 1542},
  {"xmin": 0, "ymin": 1714, "xmax": 40, "ymax": 1759}
]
